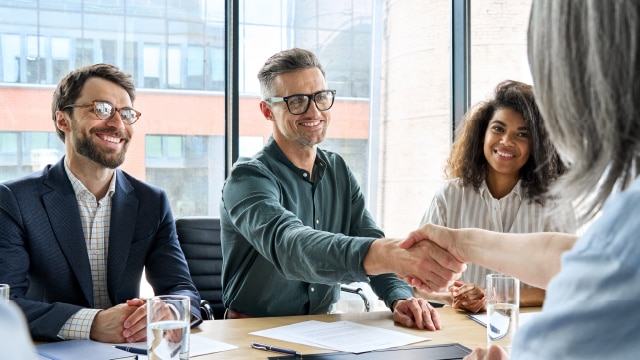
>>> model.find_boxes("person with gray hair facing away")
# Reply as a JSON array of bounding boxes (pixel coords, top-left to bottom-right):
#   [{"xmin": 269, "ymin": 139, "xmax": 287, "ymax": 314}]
[
  {"xmin": 402, "ymin": 0, "xmax": 640, "ymax": 358},
  {"xmin": 220, "ymin": 48, "xmax": 464, "ymax": 330}
]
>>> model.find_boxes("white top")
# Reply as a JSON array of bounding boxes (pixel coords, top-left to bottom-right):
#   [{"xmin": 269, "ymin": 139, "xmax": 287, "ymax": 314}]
[{"xmin": 421, "ymin": 178, "xmax": 576, "ymax": 288}]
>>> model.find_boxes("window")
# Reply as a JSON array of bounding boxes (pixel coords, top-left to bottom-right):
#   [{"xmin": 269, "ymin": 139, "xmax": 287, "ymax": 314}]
[
  {"xmin": 0, "ymin": 0, "xmax": 533, "ymax": 244},
  {"xmin": 470, "ymin": 0, "xmax": 533, "ymax": 103},
  {"xmin": 1, "ymin": 34, "xmax": 20, "ymax": 82}
]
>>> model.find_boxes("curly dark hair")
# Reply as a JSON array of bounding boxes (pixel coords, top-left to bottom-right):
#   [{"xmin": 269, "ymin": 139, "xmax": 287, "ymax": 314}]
[{"xmin": 447, "ymin": 80, "xmax": 567, "ymax": 203}]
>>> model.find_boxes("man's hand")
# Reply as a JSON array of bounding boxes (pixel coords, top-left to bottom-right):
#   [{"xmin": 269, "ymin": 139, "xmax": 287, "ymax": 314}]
[
  {"xmin": 450, "ymin": 281, "xmax": 486, "ymax": 313},
  {"xmin": 392, "ymin": 297, "xmax": 442, "ymax": 331},
  {"xmin": 399, "ymin": 224, "xmax": 467, "ymax": 292},
  {"xmin": 364, "ymin": 236, "xmax": 465, "ymax": 293},
  {"xmin": 90, "ymin": 298, "xmax": 147, "ymax": 343},
  {"xmin": 463, "ymin": 345, "xmax": 509, "ymax": 360}
]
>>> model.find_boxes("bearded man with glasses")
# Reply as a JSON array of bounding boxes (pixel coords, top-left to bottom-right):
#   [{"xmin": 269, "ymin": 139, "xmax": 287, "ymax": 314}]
[
  {"xmin": 0, "ymin": 63, "xmax": 202, "ymax": 343},
  {"xmin": 220, "ymin": 48, "xmax": 463, "ymax": 329}
]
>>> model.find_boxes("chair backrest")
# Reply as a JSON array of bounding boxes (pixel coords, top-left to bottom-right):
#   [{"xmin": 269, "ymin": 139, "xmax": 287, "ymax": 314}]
[{"xmin": 175, "ymin": 216, "xmax": 225, "ymax": 320}]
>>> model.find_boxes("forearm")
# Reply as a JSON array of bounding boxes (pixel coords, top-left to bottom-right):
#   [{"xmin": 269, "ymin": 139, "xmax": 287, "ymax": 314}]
[
  {"xmin": 457, "ymin": 228, "xmax": 578, "ymax": 289},
  {"xmin": 520, "ymin": 287, "xmax": 545, "ymax": 307}
]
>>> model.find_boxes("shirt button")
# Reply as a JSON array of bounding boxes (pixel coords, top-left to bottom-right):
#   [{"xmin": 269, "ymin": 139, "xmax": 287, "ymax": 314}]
[
  {"xmin": 316, "ymin": 219, "xmax": 319, "ymax": 224},
  {"xmin": 303, "ymin": 173, "xmax": 308, "ymax": 178},
  {"xmin": 310, "ymin": 287, "xmax": 315, "ymax": 292}
]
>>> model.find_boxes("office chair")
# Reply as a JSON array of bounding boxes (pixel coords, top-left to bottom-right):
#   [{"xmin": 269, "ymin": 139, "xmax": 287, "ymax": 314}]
[
  {"xmin": 175, "ymin": 216, "xmax": 224, "ymax": 320},
  {"xmin": 339, "ymin": 284, "xmax": 371, "ymax": 312}
]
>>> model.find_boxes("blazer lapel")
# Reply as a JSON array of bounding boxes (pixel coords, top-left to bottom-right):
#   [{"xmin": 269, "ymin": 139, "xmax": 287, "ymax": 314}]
[
  {"xmin": 107, "ymin": 170, "xmax": 138, "ymax": 303},
  {"xmin": 42, "ymin": 160, "xmax": 94, "ymax": 306}
]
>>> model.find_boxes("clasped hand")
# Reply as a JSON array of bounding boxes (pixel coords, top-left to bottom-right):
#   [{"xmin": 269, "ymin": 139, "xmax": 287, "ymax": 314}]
[
  {"xmin": 450, "ymin": 281, "xmax": 486, "ymax": 313},
  {"xmin": 90, "ymin": 298, "xmax": 147, "ymax": 343},
  {"xmin": 398, "ymin": 224, "xmax": 467, "ymax": 292}
]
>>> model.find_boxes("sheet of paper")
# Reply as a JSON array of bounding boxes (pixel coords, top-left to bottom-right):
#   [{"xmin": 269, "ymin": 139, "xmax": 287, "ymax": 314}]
[
  {"xmin": 250, "ymin": 320, "xmax": 430, "ymax": 354},
  {"xmin": 468, "ymin": 311, "xmax": 540, "ymax": 328},
  {"xmin": 114, "ymin": 333, "xmax": 237, "ymax": 359}
]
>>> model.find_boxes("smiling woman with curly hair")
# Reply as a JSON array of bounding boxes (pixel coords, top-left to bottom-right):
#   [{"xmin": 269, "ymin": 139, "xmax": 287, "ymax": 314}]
[{"xmin": 416, "ymin": 80, "xmax": 576, "ymax": 312}]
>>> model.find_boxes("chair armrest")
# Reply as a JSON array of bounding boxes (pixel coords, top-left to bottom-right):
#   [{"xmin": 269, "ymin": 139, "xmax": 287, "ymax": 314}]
[
  {"xmin": 199, "ymin": 300, "xmax": 215, "ymax": 320},
  {"xmin": 340, "ymin": 284, "xmax": 371, "ymax": 312}
]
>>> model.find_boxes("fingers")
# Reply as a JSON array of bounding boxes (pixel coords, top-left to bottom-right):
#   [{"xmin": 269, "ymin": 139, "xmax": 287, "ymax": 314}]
[
  {"xmin": 124, "ymin": 323, "xmax": 147, "ymax": 343},
  {"xmin": 393, "ymin": 298, "xmax": 441, "ymax": 331},
  {"xmin": 126, "ymin": 298, "xmax": 146, "ymax": 307},
  {"xmin": 408, "ymin": 241, "xmax": 465, "ymax": 291},
  {"xmin": 123, "ymin": 304, "xmax": 147, "ymax": 342},
  {"xmin": 398, "ymin": 230, "xmax": 422, "ymax": 249},
  {"xmin": 463, "ymin": 345, "xmax": 509, "ymax": 360},
  {"xmin": 452, "ymin": 283, "xmax": 485, "ymax": 301},
  {"xmin": 450, "ymin": 282, "xmax": 486, "ymax": 313}
]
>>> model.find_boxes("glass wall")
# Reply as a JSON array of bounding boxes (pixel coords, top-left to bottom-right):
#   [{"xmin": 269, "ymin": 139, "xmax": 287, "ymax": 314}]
[
  {"xmin": 470, "ymin": 0, "xmax": 533, "ymax": 103},
  {"xmin": 0, "ymin": 0, "xmax": 227, "ymax": 218},
  {"xmin": 0, "ymin": 0, "xmax": 533, "ymax": 246}
]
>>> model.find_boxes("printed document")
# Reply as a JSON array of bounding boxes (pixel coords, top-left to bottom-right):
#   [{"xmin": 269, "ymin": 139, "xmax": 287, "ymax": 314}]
[{"xmin": 251, "ymin": 320, "xmax": 430, "ymax": 353}]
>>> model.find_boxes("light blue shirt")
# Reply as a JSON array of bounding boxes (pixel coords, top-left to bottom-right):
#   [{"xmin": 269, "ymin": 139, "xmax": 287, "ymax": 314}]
[{"xmin": 512, "ymin": 178, "xmax": 640, "ymax": 359}]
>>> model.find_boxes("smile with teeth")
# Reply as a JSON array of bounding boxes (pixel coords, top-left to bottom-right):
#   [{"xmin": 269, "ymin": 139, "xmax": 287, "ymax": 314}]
[
  {"xmin": 299, "ymin": 120, "xmax": 321, "ymax": 127},
  {"xmin": 99, "ymin": 134, "xmax": 122, "ymax": 144},
  {"xmin": 496, "ymin": 150, "xmax": 515, "ymax": 158}
]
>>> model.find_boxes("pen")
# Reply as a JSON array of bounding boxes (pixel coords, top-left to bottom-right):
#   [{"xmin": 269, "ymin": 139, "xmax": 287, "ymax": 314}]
[
  {"xmin": 114, "ymin": 345, "xmax": 148, "ymax": 355},
  {"xmin": 251, "ymin": 342, "xmax": 301, "ymax": 356}
]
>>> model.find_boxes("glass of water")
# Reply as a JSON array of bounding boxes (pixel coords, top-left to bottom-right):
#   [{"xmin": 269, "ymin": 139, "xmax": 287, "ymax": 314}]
[
  {"xmin": 0, "ymin": 284, "xmax": 9, "ymax": 302},
  {"xmin": 147, "ymin": 295, "xmax": 190, "ymax": 360},
  {"xmin": 486, "ymin": 274, "xmax": 519, "ymax": 355}
]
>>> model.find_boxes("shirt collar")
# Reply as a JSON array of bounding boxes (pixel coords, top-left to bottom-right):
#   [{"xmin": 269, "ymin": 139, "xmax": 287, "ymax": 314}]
[
  {"xmin": 64, "ymin": 160, "xmax": 117, "ymax": 200},
  {"xmin": 479, "ymin": 179, "xmax": 523, "ymax": 200},
  {"xmin": 264, "ymin": 136, "xmax": 327, "ymax": 182}
]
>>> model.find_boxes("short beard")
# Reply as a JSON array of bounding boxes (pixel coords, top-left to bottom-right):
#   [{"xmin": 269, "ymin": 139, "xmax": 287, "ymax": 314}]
[
  {"xmin": 73, "ymin": 128, "xmax": 128, "ymax": 169},
  {"xmin": 293, "ymin": 125, "xmax": 327, "ymax": 147}
]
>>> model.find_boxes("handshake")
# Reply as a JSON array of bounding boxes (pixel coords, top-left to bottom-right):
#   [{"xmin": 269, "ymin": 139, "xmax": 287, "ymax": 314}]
[
  {"xmin": 364, "ymin": 223, "xmax": 468, "ymax": 293},
  {"xmin": 365, "ymin": 223, "xmax": 576, "ymax": 296}
]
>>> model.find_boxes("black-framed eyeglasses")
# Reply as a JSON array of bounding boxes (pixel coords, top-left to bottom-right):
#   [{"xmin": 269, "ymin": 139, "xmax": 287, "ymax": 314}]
[
  {"xmin": 265, "ymin": 89, "xmax": 336, "ymax": 115},
  {"xmin": 62, "ymin": 101, "xmax": 142, "ymax": 124}
]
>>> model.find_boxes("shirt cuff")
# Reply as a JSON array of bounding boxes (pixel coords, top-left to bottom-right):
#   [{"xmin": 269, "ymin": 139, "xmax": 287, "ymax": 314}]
[{"xmin": 57, "ymin": 308, "xmax": 102, "ymax": 340}]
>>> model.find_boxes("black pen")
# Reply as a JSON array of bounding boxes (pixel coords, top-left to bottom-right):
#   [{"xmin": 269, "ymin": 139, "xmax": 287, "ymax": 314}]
[
  {"xmin": 114, "ymin": 345, "xmax": 148, "ymax": 355},
  {"xmin": 251, "ymin": 341, "xmax": 301, "ymax": 356}
]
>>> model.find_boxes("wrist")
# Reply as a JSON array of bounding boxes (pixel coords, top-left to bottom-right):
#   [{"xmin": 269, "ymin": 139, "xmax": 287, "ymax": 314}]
[{"xmin": 363, "ymin": 238, "xmax": 393, "ymax": 275}]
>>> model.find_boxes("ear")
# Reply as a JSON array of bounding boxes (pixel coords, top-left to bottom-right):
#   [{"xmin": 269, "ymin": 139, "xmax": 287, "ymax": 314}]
[
  {"xmin": 259, "ymin": 101, "xmax": 274, "ymax": 121},
  {"xmin": 55, "ymin": 110, "xmax": 71, "ymax": 134}
]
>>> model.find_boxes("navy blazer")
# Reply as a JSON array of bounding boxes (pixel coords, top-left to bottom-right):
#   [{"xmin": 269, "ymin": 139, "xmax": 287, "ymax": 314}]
[{"xmin": 0, "ymin": 158, "xmax": 201, "ymax": 340}]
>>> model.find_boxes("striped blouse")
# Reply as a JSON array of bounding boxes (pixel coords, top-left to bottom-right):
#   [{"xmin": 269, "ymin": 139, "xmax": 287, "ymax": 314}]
[{"xmin": 420, "ymin": 178, "xmax": 576, "ymax": 288}]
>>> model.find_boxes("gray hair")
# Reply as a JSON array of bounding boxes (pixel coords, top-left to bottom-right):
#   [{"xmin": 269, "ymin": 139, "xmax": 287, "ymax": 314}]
[
  {"xmin": 528, "ymin": 0, "xmax": 640, "ymax": 224},
  {"xmin": 257, "ymin": 48, "xmax": 326, "ymax": 99}
]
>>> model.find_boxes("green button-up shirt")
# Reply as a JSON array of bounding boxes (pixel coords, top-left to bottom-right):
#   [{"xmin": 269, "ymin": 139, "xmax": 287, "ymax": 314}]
[{"xmin": 220, "ymin": 137, "xmax": 412, "ymax": 316}]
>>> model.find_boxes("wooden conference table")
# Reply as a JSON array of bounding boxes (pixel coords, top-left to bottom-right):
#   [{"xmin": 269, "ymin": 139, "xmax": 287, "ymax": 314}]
[{"xmin": 190, "ymin": 307, "xmax": 541, "ymax": 359}]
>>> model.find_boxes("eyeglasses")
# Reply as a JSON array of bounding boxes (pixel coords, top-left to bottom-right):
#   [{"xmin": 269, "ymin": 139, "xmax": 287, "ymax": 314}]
[
  {"xmin": 62, "ymin": 101, "xmax": 142, "ymax": 124},
  {"xmin": 265, "ymin": 90, "xmax": 336, "ymax": 115}
]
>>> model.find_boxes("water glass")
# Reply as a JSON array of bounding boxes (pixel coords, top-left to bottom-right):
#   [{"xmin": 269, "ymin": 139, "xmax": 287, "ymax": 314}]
[
  {"xmin": 486, "ymin": 274, "xmax": 519, "ymax": 354},
  {"xmin": 147, "ymin": 295, "xmax": 190, "ymax": 360},
  {"xmin": 0, "ymin": 284, "xmax": 9, "ymax": 302}
]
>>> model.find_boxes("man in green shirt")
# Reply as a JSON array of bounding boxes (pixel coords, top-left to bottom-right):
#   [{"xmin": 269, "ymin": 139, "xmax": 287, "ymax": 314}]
[{"xmin": 220, "ymin": 48, "xmax": 464, "ymax": 330}]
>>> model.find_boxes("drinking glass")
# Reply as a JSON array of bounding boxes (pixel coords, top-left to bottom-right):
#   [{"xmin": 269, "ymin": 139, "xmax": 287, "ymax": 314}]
[
  {"xmin": 486, "ymin": 274, "xmax": 519, "ymax": 355},
  {"xmin": 147, "ymin": 295, "xmax": 190, "ymax": 360},
  {"xmin": 0, "ymin": 284, "xmax": 9, "ymax": 302}
]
